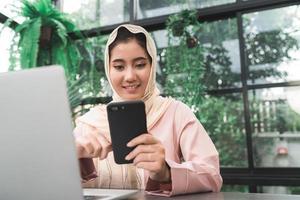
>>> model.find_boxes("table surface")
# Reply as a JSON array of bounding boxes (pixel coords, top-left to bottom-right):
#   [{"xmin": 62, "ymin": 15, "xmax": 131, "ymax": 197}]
[{"xmin": 127, "ymin": 191, "xmax": 300, "ymax": 200}]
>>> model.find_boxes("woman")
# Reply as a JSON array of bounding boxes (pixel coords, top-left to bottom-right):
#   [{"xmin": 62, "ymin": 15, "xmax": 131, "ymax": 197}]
[{"xmin": 74, "ymin": 24, "xmax": 222, "ymax": 196}]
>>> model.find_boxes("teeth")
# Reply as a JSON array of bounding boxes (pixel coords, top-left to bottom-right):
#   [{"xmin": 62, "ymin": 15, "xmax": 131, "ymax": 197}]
[{"xmin": 125, "ymin": 85, "xmax": 138, "ymax": 88}]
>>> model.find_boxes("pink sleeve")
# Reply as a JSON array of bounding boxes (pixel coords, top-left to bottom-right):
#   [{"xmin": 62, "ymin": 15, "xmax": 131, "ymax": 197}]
[
  {"xmin": 79, "ymin": 158, "xmax": 98, "ymax": 182},
  {"xmin": 146, "ymin": 102, "xmax": 222, "ymax": 196}
]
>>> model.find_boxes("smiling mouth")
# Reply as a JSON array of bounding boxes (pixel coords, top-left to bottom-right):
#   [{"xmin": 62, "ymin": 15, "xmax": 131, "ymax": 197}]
[
  {"xmin": 122, "ymin": 84, "xmax": 140, "ymax": 93},
  {"xmin": 122, "ymin": 84, "xmax": 140, "ymax": 89}
]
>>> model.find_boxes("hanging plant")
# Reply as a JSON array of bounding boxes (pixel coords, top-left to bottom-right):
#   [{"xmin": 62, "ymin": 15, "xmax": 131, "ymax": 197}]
[
  {"xmin": 166, "ymin": 9, "xmax": 199, "ymax": 48},
  {"xmin": 2, "ymin": 0, "xmax": 94, "ymax": 112},
  {"xmin": 12, "ymin": 0, "xmax": 84, "ymax": 80},
  {"xmin": 166, "ymin": 9, "xmax": 198, "ymax": 35},
  {"xmin": 163, "ymin": 9, "xmax": 205, "ymax": 117}
]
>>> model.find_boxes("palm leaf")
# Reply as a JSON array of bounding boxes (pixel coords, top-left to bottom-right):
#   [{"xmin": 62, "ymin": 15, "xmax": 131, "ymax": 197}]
[{"xmin": 19, "ymin": 18, "xmax": 41, "ymax": 68}]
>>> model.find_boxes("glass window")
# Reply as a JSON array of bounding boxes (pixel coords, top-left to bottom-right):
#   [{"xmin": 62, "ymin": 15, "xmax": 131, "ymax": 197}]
[
  {"xmin": 200, "ymin": 93, "xmax": 247, "ymax": 167},
  {"xmin": 153, "ymin": 24, "xmax": 246, "ymax": 167},
  {"xmin": 154, "ymin": 18, "xmax": 241, "ymax": 91},
  {"xmin": 243, "ymin": 5, "xmax": 300, "ymax": 84},
  {"xmin": 0, "ymin": 24, "xmax": 15, "ymax": 73},
  {"xmin": 137, "ymin": 0, "xmax": 236, "ymax": 19},
  {"xmin": 62, "ymin": 0, "xmax": 130, "ymax": 29},
  {"xmin": 259, "ymin": 186, "xmax": 300, "ymax": 195},
  {"xmin": 222, "ymin": 185, "xmax": 249, "ymax": 193},
  {"xmin": 199, "ymin": 18, "xmax": 241, "ymax": 89},
  {"xmin": 250, "ymin": 86, "xmax": 300, "ymax": 167},
  {"xmin": 0, "ymin": 0, "xmax": 24, "ymax": 23}
]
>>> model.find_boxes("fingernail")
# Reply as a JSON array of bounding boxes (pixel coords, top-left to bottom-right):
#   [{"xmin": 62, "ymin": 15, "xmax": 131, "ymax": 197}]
[
  {"xmin": 125, "ymin": 155, "xmax": 130, "ymax": 160},
  {"xmin": 127, "ymin": 142, "xmax": 132, "ymax": 147}
]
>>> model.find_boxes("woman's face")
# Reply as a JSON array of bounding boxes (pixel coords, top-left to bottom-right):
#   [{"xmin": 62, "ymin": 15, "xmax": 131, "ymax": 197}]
[{"xmin": 109, "ymin": 38, "xmax": 151, "ymax": 100}]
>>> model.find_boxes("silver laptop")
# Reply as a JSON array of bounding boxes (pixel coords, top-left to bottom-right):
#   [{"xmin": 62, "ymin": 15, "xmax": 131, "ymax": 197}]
[{"xmin": 0, "ymin": 66, "xmax": 138, "ymax": 200}]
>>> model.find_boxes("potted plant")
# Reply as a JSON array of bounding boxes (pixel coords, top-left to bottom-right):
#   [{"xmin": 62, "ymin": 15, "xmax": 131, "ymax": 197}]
[
  {"xmin": 2, "ymin": 0, "xmax": 94, "ymax": 111},
  {"xmin": 167, "ymin": 10, "xmax": 198, "ymax": 38}
]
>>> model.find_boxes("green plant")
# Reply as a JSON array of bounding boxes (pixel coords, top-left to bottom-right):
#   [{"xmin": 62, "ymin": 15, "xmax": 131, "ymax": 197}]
[
  {"xmin": 166, "ymin": 9, "xmax": 200, "ymax": 49},
  {"xmin": 163, "ymin": 9, "xmax": 205, "ymax": 120},
  {"xmin": 9, "ymin": 0, "xmax": 82, "ymax": 78},
  {"xmin": 2, "ymin": 0, "xmax": 96, "ymax": 111}
]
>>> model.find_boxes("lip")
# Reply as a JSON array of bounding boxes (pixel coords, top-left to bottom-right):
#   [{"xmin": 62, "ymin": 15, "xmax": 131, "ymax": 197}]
[{"xmin": 122, "ymin": 84, "xmax": 140, "ymax": 93}]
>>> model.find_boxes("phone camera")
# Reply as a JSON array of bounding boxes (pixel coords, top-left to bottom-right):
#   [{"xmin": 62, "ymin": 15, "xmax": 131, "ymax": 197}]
[
  {"xmin": 111, "ymin": 106, "xmax": 119, "ymax": 111},
  {"xmin": 121, "ymin": 106, "xmax": 125, "ymax": 110}
]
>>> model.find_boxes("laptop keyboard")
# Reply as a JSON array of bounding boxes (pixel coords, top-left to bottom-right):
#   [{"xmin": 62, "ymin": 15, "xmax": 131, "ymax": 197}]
[{"xmin": 84, "ymin": 195, "xmax": 109, "ymax": 200}]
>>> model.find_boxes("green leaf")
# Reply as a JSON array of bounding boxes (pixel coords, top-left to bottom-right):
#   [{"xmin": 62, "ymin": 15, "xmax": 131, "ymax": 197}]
[{"xmin": 18, "ymin": 18, "xmax": 42, "ymax": 68}]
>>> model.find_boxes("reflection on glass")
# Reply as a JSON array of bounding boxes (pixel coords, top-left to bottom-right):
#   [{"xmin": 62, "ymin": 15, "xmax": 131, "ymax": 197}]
[
  {"xmin": 154, "ymin": 19, "xmax": 241, "ymax": 91},
  {"xmin": 199, "ymin": 93, "xmax": 247, "ymax": 167},
  {"xmin": 243, "ymin": 5, "xmax": 300, "ymax": 84},
  {"xmin": 221, "ymin": 185, "xmax": 249, "ymax": 193},
  {"xmin": 198, "ymin": 19, "xmax": 241, "ymax": 89},
  {"xmin": 76, "ymin": 36, "xmax": 109, "ymax": 97},
  {"xmin": 155, "ymin": 25, "xmax": 247, "ymax": 167},
  {"xmin": 62, "ymin": 0, "xmax": 130, "ymax": 29},
  {"xmin": 137, "ymin": 0, "xmax": 236, "ymax": 19},
  {"xmin": 249, "ymin": 87, "xmax": 300, "ymax": 167},
  {"xmin": 260, "ymin": 186, "xmax": 300, "ymax": 195}
]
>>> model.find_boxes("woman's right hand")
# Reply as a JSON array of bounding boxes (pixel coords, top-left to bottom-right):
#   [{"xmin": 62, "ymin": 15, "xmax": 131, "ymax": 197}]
[{"xmin": 74, "ymin": 126, "xmax": 112, "ymax": 159}]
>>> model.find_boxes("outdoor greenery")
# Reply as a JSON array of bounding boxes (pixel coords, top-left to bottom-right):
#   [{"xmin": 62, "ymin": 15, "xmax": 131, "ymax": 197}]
[
  {"xmin": 162, "ymin": 8, "xmax": 300, "ymax": 168},
  {"xmin": 162, "ymin": 10, "xmax": 248, "ymax": 167},
  {"xmin": 0, "ymin": 0, "xmax": 104, "ymax": 114}
]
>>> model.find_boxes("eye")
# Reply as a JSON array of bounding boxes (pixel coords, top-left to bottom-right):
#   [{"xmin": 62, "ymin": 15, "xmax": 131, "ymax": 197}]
[
  {"xmin": 113, "ymin": 65, "xmax": 124, "ymax": 71},
  {"xmin": 135, "ymin": 63, "xmax": 146, "ymax": 69}
]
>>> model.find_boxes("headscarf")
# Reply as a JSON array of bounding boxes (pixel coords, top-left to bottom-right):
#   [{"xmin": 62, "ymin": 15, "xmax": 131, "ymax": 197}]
[
  {"xmin": 76, "ymin": 24, "xmax": 174, "ymax": 189},
  {"xmin": 78, "ymin": 24, "xmax": 173, "ymax": 132}
]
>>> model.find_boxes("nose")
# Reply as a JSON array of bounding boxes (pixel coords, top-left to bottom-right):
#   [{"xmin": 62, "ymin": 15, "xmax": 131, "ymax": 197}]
[{"xmin": 124, "ymin": 67, "xmax": 136, "ymax": 82}]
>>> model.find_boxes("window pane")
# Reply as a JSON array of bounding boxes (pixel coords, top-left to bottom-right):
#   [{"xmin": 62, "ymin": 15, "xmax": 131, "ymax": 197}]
[
  {"xmin": 0, "ymin": 0, "xmax": 24, "ymax": 23},
  {"xmin": 250, "ymin": 87, "xmax": 300, "ymax": 167},
  {"xmin": 243, "ymin": 5, "xmax": 300, "ymax": 84},
  {"xmin": 259, "ymin": 186, "xmax": 300, "ymax": 195},
  {"xmin": 62, "ymin": 0, "xmax": 130, "ymax": 29},
  {"xmin": 154, "ymin": 19, "xmax": 241, "ymax": 91},
  {"xmin": 154, "ymin": 26, "xmax": 247, "ymax": 167},
  {"xmin": 199, "ymin": 18, "xmax": 241, "ymax": 89},
  {"xmin": 222, "ymin": 185, "xmax": 249, "ymax": 193},
  {"xmin": 199, "ymin": 93, "xmax": 247, "ymax": 167},
  {"xmin": 137, "ymin": 0, "xmax": 236, "ymax": 19}
]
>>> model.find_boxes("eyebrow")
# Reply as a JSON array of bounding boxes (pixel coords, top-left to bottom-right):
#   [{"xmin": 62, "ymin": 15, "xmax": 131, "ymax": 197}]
[
  {"xmin": 111, "ymin": 58, "xmax": 124, "ymax": 63},
  {"xmin": 133, "ymin": 57, "xmax": 147, "ymax": 62},
  {"xmin": 111, "ymin": 57, "xmax": 147, "ymax": 63}
]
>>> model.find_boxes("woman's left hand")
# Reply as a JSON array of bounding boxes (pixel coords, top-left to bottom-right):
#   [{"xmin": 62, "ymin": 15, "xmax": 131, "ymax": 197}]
[{"xmin": 125, "ymin": 133, "xmax": 171, "ymax": 183}]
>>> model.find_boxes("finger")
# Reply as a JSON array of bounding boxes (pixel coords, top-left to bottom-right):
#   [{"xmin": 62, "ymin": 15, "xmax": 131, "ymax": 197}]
[
  {"xmin": 127, "ymin": 133, "xmax": 157, "ymax": 147},
  {"xmin": 125, "ymin": 144, "xmax": 155, "ymax": 160},
  {"xmin": 76, "ymin": 137, "xmax": 95, "ymax": 157},
  {"xmin": 97, "ymin": 134, "xmax": 112, "ymax": 159},
  {"xmin": 132, "ymin": 152, "xmax": 156, "ymax": 164},
  {"xmin": 135, "ymin": 161, "xmax": 162, "ymax": 173},
  {"xmin": 86, "ymin": 133, "xmax": 102, "ymax": 157},
  {"xmin": 75, "ymin": 142, "xmax": 86, "ymax": 158}
]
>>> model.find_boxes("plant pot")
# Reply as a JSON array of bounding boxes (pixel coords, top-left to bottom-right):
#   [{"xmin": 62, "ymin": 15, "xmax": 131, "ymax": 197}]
[
  {"xmin": 186, "ymin": 36, "xmax": 198, "ymax": 48},
  {"xmin": 171, "ymin": 20, "xmax": 185, "ymax": 37},
  {"xmin": 39, "ymin": 26, "xmax": 52, "ymax": 49}
]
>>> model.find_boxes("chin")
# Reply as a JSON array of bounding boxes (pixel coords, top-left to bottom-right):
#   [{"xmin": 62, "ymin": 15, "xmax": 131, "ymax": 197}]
[{"xmin": 122, "ymin": 94, "xmax": 143, "ymax": 100}]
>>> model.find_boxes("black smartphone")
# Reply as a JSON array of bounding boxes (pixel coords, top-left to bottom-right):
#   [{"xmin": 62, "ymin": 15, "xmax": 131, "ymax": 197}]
[{"xmin": 107, "ymin": 100, "xmax": 147, "ymax": 164}]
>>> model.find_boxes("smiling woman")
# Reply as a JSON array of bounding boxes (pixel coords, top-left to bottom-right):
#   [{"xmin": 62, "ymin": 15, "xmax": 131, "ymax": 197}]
[{"xmin": 73, "ymin": 24, "xmax": 222, "ymax": 197}]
